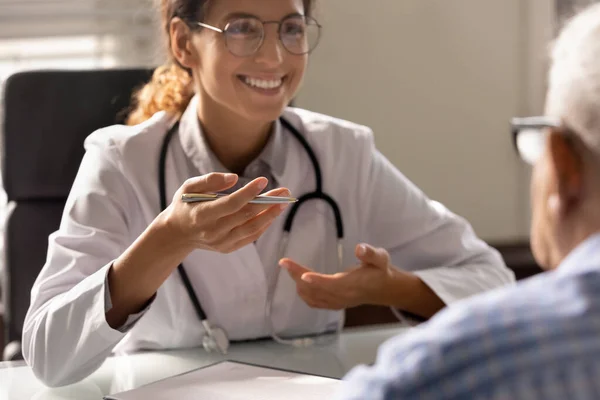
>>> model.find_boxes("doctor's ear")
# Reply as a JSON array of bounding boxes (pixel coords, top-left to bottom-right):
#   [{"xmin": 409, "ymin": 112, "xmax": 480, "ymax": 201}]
[
  {"xmin": 548, "ymin": 132, "xmax": 583, "ymax": 216},
  {"xmin": 169, "ymin": 18, "xmax": 199, "ymax": 69}
]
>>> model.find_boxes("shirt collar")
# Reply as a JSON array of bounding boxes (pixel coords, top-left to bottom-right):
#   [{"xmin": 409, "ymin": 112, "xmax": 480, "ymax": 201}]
[
  {"xmin": 556, "ymin": 232, "xmax": 600, "ymax": 275},
  {"xmin": 178, "ymin": 94, "xmax": 285, "ymax": 178}
]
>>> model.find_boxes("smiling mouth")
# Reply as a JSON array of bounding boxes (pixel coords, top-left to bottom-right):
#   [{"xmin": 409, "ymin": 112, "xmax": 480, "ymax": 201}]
[{"xmin": 238, "ymin": 75, "xmax": 286, "ymax": 91}]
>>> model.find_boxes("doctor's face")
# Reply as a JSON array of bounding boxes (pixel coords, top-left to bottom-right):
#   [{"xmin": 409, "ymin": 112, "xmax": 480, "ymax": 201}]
[{"xmin": 191, "ymin": 0, "xmax": 310, "ymax": 123}]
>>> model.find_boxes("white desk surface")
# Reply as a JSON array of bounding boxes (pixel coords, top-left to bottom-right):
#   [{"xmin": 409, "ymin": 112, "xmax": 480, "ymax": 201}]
[{"xmin": 0, "ymin": 324, "xmax": 409, "ymax": 400}]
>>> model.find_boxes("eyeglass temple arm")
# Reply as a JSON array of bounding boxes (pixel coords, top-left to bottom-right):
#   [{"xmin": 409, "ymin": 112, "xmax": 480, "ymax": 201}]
[{"xmin": 197, "ymin": 22, "xmax": 223, "ymax": 33}]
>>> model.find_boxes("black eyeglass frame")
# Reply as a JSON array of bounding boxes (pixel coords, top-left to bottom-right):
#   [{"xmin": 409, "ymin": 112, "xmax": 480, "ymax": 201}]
[{"xmin": 511, "ymin": 116, "xmax": 561, "ymax": 149}]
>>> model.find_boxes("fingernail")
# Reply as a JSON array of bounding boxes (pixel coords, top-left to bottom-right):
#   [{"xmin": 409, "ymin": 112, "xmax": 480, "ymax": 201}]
[
  {"xmin": 279, "ymin": 260, "xmax": 288, "ymax": 268},
  {"xmin": 224, "ymin": 174, "xmax": 237, "ymax": 183},
  {"xmin": 357, "ymin": 244, "xmax": 367, "ymax": 257},
  {"xmin": 301, "ymin": 274, "xmax": 313, "ymax": 283}
]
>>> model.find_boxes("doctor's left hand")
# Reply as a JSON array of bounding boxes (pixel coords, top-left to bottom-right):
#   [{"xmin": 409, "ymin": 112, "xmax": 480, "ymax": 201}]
[{"xmin": 279, "ymin": 244, "xmax": 394, "ymax": 310}]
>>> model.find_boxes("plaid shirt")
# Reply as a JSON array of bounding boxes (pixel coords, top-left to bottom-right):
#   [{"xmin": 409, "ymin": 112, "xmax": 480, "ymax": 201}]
[{"xmin": 337, "ymin": 234, "xmax": 600, "ymax": 400}]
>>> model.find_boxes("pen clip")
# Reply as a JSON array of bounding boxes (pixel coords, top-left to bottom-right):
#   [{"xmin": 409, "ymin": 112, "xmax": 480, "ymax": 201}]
[{"xmin": 181, "ymin": 193, "xmax": 219, "ymax": 201}]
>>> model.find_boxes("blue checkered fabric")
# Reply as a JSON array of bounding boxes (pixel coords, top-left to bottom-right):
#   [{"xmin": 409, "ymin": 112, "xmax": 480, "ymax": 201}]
[{"xmin": 336, "ymin": 234, "xmax": 600, "ymax": 400}]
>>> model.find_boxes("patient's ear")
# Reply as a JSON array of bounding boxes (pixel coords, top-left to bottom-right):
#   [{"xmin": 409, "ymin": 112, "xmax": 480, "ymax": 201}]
[{"xmin": 547, "ymin": 132, "xmax": 583, "ymax": 216}]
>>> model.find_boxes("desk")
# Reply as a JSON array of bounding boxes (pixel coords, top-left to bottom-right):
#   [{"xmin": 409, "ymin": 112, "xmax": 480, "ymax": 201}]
[{"xmin": 0, "ymin": 324, "xmax": 409, "ymax": 399}]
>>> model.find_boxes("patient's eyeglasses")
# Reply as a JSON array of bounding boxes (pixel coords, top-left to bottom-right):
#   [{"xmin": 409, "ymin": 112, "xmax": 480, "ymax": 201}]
[
  {"xmin": 511, "ymin": 116, "xmax": 564, "ymax": 165},
  {"xmin": 195, "ymin": 15, "xmax": 321, "ymax": 57}
]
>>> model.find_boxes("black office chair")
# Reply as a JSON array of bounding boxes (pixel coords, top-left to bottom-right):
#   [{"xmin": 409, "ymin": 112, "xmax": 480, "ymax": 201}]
[{"xmin": 1, "ymin": 68, "xmax": 153, "ymax": 360}]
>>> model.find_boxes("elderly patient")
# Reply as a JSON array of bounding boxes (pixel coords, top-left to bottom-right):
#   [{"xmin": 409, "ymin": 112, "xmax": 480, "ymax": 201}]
[{"xmin": 336, "ymin": 4, "xmax": 600, "ymax": 399}]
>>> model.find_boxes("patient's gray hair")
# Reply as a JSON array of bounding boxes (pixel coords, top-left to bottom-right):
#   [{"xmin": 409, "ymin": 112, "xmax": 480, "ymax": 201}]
[{"xmin": 546, "ymin": 3, "xmax": 600, "ymax": 154}]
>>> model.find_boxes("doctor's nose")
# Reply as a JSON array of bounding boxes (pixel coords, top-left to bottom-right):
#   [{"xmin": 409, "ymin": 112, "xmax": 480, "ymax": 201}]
[{"xmin": 254, "ymin": 29, "xmax": 284, "ymax": 67}]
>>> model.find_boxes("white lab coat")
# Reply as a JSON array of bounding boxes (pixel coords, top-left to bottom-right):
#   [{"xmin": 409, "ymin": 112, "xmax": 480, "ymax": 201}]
[{"xmin": 22, "ymin": 96, "xmax": 514, "ymax": 386}]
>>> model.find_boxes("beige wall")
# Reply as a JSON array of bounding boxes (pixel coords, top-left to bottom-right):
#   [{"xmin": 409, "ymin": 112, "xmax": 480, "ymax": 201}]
[{"xmin": 295, "ymin": 0, "xmax": 554, "ymax": 243}]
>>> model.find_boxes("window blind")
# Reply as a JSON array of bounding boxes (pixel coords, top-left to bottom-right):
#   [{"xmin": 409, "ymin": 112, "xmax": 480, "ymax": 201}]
[{"xmin": 0, "ymin": 0, "xmax": 162, "ymax": 79}]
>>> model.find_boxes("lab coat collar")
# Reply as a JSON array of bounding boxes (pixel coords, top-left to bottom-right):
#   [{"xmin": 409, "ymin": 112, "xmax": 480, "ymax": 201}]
[{"xmin": 178, "ymin": 94, "xmax": 286, "ymax": 179}]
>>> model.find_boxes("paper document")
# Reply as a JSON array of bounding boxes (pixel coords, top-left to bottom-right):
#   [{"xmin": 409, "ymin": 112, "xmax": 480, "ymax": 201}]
[{"xmin": 104, "ymin": 360, "xmax": 341, "ymax": 400}]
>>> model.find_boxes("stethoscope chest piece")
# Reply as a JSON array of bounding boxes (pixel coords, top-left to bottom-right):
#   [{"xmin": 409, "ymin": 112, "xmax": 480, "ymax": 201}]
[{"xmin": 202, "ymin": 321, "xmax": 230, "ymax": 354}]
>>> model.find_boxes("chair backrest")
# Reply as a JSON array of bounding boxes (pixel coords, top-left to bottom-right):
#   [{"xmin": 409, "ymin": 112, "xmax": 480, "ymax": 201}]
[{"xmin": 1, "ymin": 68, "xmax": 153, "ymax": 354}]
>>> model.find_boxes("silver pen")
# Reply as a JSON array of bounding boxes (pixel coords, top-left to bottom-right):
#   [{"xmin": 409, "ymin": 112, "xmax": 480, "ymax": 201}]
[{"xmin": 181, "ymin": 193, "xmax": 298, "ymax": 204}]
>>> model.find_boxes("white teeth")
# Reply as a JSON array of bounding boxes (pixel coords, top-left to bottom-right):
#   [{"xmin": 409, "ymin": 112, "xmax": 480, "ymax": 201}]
[{"xmin": 244, "ymin": 76, "xmax": 283, "ymax": 90}]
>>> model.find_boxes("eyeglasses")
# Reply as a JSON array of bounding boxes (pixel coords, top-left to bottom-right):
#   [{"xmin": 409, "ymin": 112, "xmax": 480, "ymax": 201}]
[
  {"xmin": 511, "ymin": 116, "xmax": 563, "ymax": 165},
  {"xmin": 196, "ymin": 15, "xmax": 321, "ymax": 57}
]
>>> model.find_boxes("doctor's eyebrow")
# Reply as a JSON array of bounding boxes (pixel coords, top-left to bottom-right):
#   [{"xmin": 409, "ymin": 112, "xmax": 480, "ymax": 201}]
[
  {"xmin": 221, "ymin": 12, "xmax": 257, "ymax": 22},
  {"xmin": 220, "ymin": 11, "xmax": 305, "ymax": 23}
]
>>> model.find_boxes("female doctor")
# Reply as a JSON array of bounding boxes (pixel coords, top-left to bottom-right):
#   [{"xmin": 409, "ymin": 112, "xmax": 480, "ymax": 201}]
[{"xmin": 22, "ymin": 0, "xmax": 515, "ymax": 387}]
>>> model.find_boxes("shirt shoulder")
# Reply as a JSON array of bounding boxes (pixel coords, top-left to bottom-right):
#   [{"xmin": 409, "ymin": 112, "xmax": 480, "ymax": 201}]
[
  {"xmin": 421, "ymin": 266, "xmax": 600, "ymax": 368},
  {"xmin": 83, "ymin": 111, "xmax": 172, "ymax": 158},
  {"xmin": 340, "ymin": 267, "xmax": 600, "ymax": 399}
]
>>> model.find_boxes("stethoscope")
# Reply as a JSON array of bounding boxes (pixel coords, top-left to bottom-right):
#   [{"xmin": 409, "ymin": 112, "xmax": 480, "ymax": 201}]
[{"xmin": 158, "ymin": 116, "xmax": 344, "ymax": 354}]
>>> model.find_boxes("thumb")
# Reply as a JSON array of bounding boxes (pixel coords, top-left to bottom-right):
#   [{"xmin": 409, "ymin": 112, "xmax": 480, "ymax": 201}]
[
  {"xmin": 356, "ymin": 243, "xmax": 390, "ymax": 270},
  {"xmin": 279, "ymin": 258, "xmax": 314, "ymax": 282},
  {"xmin": 180, "ymin": 173, "xmax": 239, "ymax": 195}
]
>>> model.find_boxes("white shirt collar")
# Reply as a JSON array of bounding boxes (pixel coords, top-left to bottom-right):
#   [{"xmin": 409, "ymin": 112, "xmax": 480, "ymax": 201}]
[{"xmin": 557, "ymin": 232, "xmax": 600, "ymax": 274}]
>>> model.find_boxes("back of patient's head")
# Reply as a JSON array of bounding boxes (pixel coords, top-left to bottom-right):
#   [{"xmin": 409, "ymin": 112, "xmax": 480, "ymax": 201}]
[
  {"xmin": 546, "ymin": 3, "xmax": 600, "ymax": 153},
  {"xmin": 531, "ymin": 3, "xmax": 600, "ymax": 270}
]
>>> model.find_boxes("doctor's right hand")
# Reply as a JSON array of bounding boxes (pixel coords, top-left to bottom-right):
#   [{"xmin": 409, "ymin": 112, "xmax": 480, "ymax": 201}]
[{"xmin": 162, "ymin": 173, "xmax": 290, "ymax": 254}]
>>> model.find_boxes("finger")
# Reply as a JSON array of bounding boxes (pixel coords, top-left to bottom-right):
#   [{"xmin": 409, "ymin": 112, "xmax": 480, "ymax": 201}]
[
  {"xmin": 301, "ymin": 271, "xmax": 364, "ymax": 309},
  {"xmin": 206, "ymin": 177, "xmax": 269, "ymax": 218},
  {"xmin": 299, "ymin": 271, "xmax": 340, "ymax": 286},
  {"xmin": 180, "ymin": 173, "xmax": 238, "ymax": 195},
  {"xmin": 355, "ymin": 243, "xmax": 390, "ymax": 270},
  {"xmin": 219, "ymin": 208, "xmax": 279, "ymax": 252},
  {"xmin": 227, "ymin": 202, "xmax": 288, "ymax": 243},
  {"xmin": 218, "ymin": 189, "xmax": 291, "ymax": 229},
  {"xmin": 262, "ymin": 187, "xmax": 292, "ymax": 197},
  {"xmin": 217, "ymin": 203, "xmax": 274, "ymax": 233},
  {"xmin": 299, "ymin": 272, "xmax": 352, "ymax": 302},
  {"xmin": 279, "ymin": 258, "xmax": 314, "ymax": 282},
  {"xmin": 223, "ymin": 222, "xmax": 272, "ymax": 253},
  {"xmin": 298, "ymin": 282, "xmax": 337, "ymax": 302}
]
